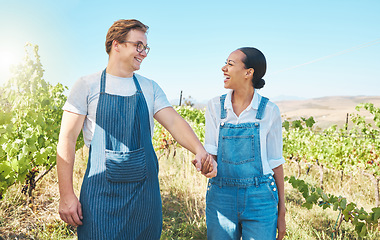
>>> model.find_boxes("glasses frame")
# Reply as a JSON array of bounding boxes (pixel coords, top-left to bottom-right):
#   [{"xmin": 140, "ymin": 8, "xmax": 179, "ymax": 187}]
[{"xmin": 121, "ymin": 41, "xmax": 150, "ymax": 54}]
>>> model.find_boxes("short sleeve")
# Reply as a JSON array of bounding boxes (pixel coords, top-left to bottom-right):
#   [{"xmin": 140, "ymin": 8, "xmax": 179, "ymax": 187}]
[
  {"xmin": 152, "ymin": 81, "xmax": 171, "ymax": 114},
  {"xmin": 62, "ymin": 77, "xmax": 88, "ymax": 115},
  {"xmin": 267, "ymin": 105, "xmax": 285, "ymax": 169}
]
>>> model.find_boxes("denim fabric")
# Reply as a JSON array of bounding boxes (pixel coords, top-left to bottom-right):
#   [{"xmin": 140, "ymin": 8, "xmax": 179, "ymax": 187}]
[
  {"xmin": 77, "ymin": 69, "xmax": 162, "ymax": 240},
  {"xmin": 206, "ymin": 95, "xmax": 278, "ymax": 240},
  {"xmin": 206, "ymin": 177, "xmax": 278, "ymax": 240}
]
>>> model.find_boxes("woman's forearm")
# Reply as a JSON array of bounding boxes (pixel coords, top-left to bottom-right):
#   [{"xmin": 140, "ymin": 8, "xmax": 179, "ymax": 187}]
[{"xmin": 273, "ymin": 165, "xmax": 285, "ymax": 213}]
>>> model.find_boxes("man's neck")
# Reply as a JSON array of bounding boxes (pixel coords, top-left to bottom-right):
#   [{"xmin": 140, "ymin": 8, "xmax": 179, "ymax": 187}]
[{"xmin": 106, "ymin": 58, "xmax": 134, "ymax": 78}]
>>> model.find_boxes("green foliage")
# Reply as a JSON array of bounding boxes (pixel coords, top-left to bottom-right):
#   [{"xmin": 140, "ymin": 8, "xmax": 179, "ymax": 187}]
[
  {"xmin": 153, "ymin": 106, "xmax": 205, "ymax": 151},
  {"xmin": 173, "ymin": 106, "xmax": 205, "ymax": 125},
  {"xmin": 286, "ymin": 176, "xmax": 380, "ymax": 238},
  {"xmin": 283, "ymin": 109, "xmax": 380, "ymax": 237},
  {"xmin": 283, "ymin": 107, "xmax": 380, "ymax": 175},
  {"xmin": 353, "ymin": 103, "xmax": 380, "ymax": 135},
  {"xmin": 0, "ymin": 43, "xmax": 81, "ymax": 199}
]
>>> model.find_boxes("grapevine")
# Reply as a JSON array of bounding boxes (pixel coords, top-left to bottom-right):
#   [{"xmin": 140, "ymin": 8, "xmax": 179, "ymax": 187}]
[
  {"xmin": 283, "ymin": 105, "xmax": 380, "ymax": 205},
  {"xmin": 21, "ymin": 167, "xmax": 39, "ymax": 197},
  {"xmin": 153, "ymin": 106, "xmax": 206, "ymax": 159},
  {"xmin": 0, "ymin": 43, "xmax": 83, "ymax": 201},
  {"xmin": 286, "ymin": 176, "xmax": 380, "ymax": 238},
  {"xmin": 283, "ymin": 104, "xmax": 380, "ymax": 237}
]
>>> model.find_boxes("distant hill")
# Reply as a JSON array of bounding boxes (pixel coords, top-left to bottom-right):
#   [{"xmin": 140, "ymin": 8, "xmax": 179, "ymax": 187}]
[
  {"xmin": 170, "ymin": 95, "xmax": 380, "ymax": 130},
  {"xmin": 275, "ymin": 96, "xmax": 380, "ymax": 129}
]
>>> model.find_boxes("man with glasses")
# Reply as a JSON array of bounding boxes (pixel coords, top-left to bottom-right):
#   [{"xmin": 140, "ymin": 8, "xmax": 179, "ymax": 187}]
[{"xmin": 56, "ymin": 19, "xmax": 216, "ymax": 239}]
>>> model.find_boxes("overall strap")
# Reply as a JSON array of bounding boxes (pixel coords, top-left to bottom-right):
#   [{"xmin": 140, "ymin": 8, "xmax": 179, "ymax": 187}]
[
  {"xmin": 220, "ymin": 94, "xmax": 227, "ymax": 119},
  {"xmin": 256, "ymin": 96, "xmax": 269, "ymax": 120},
  {"xmin": 100, "ymin": 68, "xmax": 107, "ymax": 93}
]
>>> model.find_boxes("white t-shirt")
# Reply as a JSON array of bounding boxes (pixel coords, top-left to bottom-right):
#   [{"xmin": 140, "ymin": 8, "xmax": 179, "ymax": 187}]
[
  {"xmin": 204, "ymin": 89, "xmax": 285, "ymax": 175},
  {"xmin": 63, "ymin": 71, "xmax": 171, "ymax": 147}
]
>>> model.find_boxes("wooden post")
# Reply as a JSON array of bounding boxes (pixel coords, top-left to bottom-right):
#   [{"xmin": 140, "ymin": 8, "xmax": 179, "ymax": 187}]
[
  {"xmin": 179, "ymin": 90, "xmax": 183, "ymax": 106},
  {"xmin": 316, "ymin": 159, "xmax": 324, "ymax": 189}
]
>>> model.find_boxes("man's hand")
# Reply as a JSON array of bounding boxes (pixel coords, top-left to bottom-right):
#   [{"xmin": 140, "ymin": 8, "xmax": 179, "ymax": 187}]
[
  {"xmin": 59, "ymin": 194, "xmax": 83, "ymax": 227},
  {"xmin": 192, "ymin": 153, "xmax": 217, "ymax": 178}
]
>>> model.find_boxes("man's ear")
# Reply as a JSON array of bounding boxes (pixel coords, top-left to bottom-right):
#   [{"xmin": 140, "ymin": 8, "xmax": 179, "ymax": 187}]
[{"xmin": 113, "ymin": 40, "xmax": 121, "ymax": 53}]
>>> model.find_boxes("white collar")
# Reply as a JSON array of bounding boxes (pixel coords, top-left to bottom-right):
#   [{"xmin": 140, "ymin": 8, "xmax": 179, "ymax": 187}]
[{"xmin": 224, "ymin": 89, "xmax": 260, "ymax": 110}]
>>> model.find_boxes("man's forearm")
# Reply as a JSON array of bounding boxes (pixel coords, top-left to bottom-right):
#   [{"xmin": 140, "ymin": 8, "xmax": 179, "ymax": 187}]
[
  {"xmin": 57, "ymin": 139, "xmax": 76, "ymax": 197},
  {"xmin": 168, "ymin": 116, "xmax": 204, "ymax": 155},
  {"xmin": 155, "ymin": 107, "xmax": 205, "ymax": 155}
]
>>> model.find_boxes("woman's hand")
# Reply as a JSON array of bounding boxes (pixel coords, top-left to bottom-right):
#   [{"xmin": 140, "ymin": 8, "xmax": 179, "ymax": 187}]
[
  {"xmin": 276, "ymin": 205, "xmax": 286, "ymax": 240},
  {"xmin": 192, "ymin": 154, "xmax": 217, "ymax": 178}
]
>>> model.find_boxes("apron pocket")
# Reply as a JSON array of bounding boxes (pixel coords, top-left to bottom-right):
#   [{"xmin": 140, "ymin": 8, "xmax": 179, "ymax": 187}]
[
  {"xmin": 105, "ymin": 147, "xmax": 147, "ymax": 182},
  {"xmin": 221, "ymin": 135, "xmax": 255, "ymax": 164}
]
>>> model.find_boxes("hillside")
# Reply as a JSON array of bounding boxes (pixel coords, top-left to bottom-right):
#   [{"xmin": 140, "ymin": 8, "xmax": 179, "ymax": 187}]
[
  {"xmin": 175, "ymin": 95, "xmax": 380, "ymax": 129},
  {"xmin": 275, "ymin": 96, "xmax": 380, "ymax": 129}
]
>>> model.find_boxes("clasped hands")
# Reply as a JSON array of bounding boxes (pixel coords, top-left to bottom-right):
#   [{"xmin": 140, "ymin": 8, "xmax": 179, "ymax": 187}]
[{"xmin": 192, "ymin": 153, "xmax": 217, "ymax": 178}]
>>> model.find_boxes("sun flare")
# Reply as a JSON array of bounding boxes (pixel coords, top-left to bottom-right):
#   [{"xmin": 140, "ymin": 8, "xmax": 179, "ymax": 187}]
[{"xmin": 0, "ymin": 48, "xmax": 23, "ymax": 84}]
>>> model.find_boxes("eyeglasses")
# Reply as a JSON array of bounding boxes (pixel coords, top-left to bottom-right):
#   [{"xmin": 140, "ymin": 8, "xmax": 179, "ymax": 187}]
[{"xmin": 121, "ymin": 41, "xmax": 150, "ymax": 54}]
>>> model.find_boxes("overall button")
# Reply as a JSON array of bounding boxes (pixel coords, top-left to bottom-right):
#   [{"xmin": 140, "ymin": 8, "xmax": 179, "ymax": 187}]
[
  {"xmin": 221, "ymin": 122, "xmax": 225, "ymax": 126},
  {"xmin": 271, "ymin": 182, "xmax": 275, "ymax": 186},
  {"xmin": 273, "ymin": 188, "xmax": 277, "ymax": 191},
  {"xmin": 269, "ymin": 176, "xmax": 273, "ymax": 180},
  {"xmin": 254, "ymin": 123, "xmax": 259, "ymax": 126}
]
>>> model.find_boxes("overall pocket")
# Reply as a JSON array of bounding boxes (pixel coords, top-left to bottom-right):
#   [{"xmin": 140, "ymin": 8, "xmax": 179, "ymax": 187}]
[
  {"xmin": 221, "ymin": 135, "xmax": 255, "ymax": 165},
  {"xmin": 105, "ymin": 147, "xmax": 147, "ymax": 182}
]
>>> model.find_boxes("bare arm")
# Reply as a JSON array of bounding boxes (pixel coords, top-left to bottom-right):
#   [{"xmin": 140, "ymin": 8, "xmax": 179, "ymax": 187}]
[
  {"xmin": 154, "ymin": 107, "xmax": 217, "ymax": 178},
  {"xmin": 57, "ymin": 110, "xmax": 86, "ymax": 226},
  {"xmin": 273, "ymin": 164, "xmax": 286, "ymax": 240}
]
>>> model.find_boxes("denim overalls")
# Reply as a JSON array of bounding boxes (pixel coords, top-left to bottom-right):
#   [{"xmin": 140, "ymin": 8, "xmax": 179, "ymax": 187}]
[
  {"xmin": 77, "ymin": 69, "xmax": 162, "ymax": 239},
  {"xmin": 206, "ymin": 94, "xmax": 279, "ymax": 240}
]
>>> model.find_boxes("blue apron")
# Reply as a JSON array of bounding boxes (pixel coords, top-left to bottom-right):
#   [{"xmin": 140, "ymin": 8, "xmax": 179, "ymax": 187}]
[
  {"xmin": 206, "ymin": 94, "xmax": 278, "ymax": 240},
  {"xmin": 77, "ymin": 69, "xmax": 162, "ymax": 240}
]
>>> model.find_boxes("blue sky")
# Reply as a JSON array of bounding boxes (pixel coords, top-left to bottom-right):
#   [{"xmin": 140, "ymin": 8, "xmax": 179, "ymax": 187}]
[{"xmin": 0, "ymin": 0, "xmax": 379, "ymax": 103}]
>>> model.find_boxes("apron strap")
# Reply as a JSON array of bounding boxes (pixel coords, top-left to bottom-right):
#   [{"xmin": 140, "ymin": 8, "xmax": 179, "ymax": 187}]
[
  {"xmin": 220, "ymin": 94, "xmax": 227, "ymax": 119},
  {"xmin": 133, "ymin": 74, "xmax": 143, "ymax": 93},
  {"xmin": 100, "ymin": 68, "xmax": 107, "ymax": 93},
  {"xmin": 256, "ymin": 96, "xmax": 269, "ymax": 120},
  {"xmin": 133, "ymin": 74, "xmax": 149, "ymax": 138}
]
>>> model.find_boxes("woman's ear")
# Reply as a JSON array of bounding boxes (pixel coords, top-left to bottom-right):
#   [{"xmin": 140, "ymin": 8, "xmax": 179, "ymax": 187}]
[{"xmin": 246, "ymin": 68, "xmax": 254, "ymax": 77}]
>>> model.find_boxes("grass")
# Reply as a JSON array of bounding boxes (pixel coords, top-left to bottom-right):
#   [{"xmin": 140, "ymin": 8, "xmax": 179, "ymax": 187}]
[
  {"xmin": 0, "ymin": 146, "xmax": 379, "ymax": 239},
  {"xmin": 159, "ymin": 147, "xmax": 208, "ymax": 239}
]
